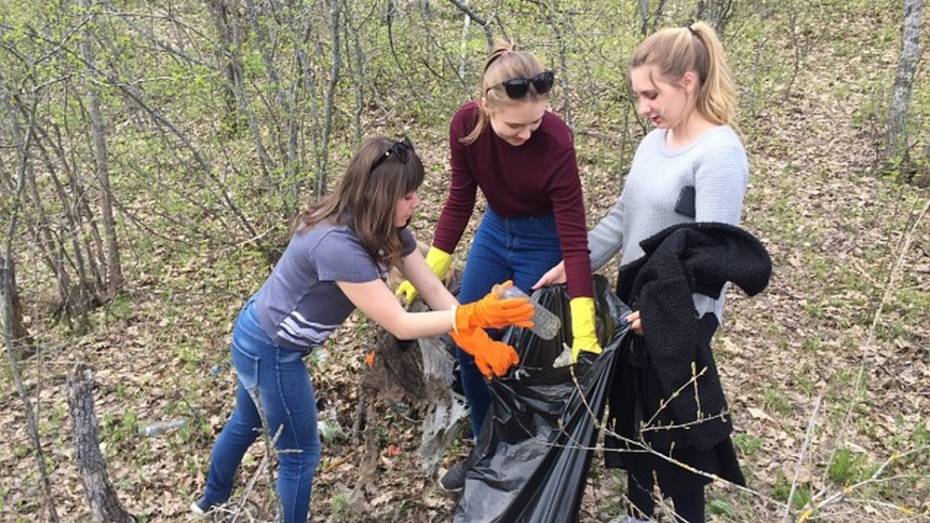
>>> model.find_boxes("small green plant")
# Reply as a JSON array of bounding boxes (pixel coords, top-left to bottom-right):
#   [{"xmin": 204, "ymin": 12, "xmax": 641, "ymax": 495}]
[
  {"xmin": 773, "ymin": 473, "xmax": 813, "ymax": 509},
  {"xmin": 801, "ymin": 337, "xmax": 822, "ymax": 353},
  {"xmin": 329, "ymin": 492, "xmax": 349, "ymax": 518},
  {"xmin": 828, "ymin": 447, "xmax": 868, "ymax": 485},
  {"xmin": 732, "ymin": 433, "xmax": 763, "ymax": 457},
  {"xmin": 762, "ymin": 386, "xmax": 792, "ymax": 415},
  {"xmin": 707, "ymin": 497, "xmax": 735, "ymax": 517}
]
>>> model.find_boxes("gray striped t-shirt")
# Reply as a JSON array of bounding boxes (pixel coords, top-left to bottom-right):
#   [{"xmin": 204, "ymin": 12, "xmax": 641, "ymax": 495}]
[
  {"xmin": 253, "ymin": 223, "xmax": 416, "ymax": 351},
  {"xmin": 588, "ymin": 126, "xmax": 748, "ymax": 321}
]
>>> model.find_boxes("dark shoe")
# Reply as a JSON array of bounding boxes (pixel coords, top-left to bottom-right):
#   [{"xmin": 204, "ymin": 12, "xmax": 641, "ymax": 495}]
[
  {"xmin": 439, "ymin": 445, "xmax": 480, "ymax": 493},
  {"xmin": 439, "ymin": 458, "xmax": 468, "ymax": 493},
  {"xmin": 190, "ymin": 497, "xmax": 215, "ymax": 517}
]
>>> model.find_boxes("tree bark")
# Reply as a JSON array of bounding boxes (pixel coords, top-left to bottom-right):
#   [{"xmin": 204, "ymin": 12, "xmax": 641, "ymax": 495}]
[
  {"xmin": 887, "ymin": 0, "xmax": 923, "ymax": 164},
  {"xmin": 447, "ymin": 0, "xmax": 494, "ymax": 49},
  {"xmin": 0, "ymin": 256, "xmax": 31, "ymax": 358},
  {"xmin": 314, "ymin": 0, "xmax": 342, "ymax": 199},
  {"xmin": 2, "ymin": 92, "xmax": 60, "ymax": 522},
  {"xmin": 205, "ymin": 0, "xmax": 246, "ymax": 134},
  {"xmin": 694, "ymin": 0, "xmax": 735, "ymax": 36},
  {"xmin": 67, "ymin": 364, "xmax": 135, "ymax": 523},
  {"xmin": 80, "ymin": 0, "xmax": 124, "ymax": 298}
]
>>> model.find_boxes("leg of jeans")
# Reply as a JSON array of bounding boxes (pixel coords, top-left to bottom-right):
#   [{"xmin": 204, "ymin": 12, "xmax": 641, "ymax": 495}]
[
  {"xmin": 257, "ymin": 348, "xmax": 321, "ymax": 523},
  {"xmin": 202, "ymin": 382, "xmax": 261, "ymax": 506},
  {"xmin": 458, "ymin": 218, "xmax": 511, "ymax": 436},
  {"xmin": 627, "ymin": 465, "xmax": 656, "ymax": 520},
  {"xmin": 671, "ymin": 487, "xmax": 706, "ymax": 523}
]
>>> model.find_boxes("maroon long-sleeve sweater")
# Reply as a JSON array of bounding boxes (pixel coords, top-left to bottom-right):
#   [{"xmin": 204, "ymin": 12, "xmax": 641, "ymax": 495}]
[{"xmin": 433, "ymin": 101, "xmax": 593, "ymax": 298}]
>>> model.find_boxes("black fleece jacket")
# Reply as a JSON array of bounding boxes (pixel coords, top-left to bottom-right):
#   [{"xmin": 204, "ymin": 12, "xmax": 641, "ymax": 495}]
[{"xmin": 615, "ymin": 222, "xmax": 772, "ymax": 450}]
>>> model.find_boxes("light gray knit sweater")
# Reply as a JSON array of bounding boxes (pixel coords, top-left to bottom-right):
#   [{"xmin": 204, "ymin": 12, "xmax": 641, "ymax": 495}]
[{"xmin": 588, "ymin": 125, "xmax": 748, "ymax": 320}]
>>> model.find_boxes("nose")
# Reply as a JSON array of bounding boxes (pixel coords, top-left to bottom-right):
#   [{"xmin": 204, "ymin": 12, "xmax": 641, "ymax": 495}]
[
  {"xmin": 411, "ymin": 192, "xmax": 421, "ymax": 208},
  {"xmin": 518, "ymin": 126, "xmax": 532, "ymax": 141},
  {"xmin": 637, "ymin": 99, "xmax": 650, "ymax": 117}
]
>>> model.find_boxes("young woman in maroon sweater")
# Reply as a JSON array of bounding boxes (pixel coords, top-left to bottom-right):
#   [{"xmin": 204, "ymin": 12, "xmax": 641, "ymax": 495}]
[{"xmin": 396, "ymin": 43, "xmax": 601, "ymax": 492}]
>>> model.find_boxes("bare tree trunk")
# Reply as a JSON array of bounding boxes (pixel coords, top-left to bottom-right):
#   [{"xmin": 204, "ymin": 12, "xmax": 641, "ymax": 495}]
[
  {"xmin": 343, "ymin": 0, "xmax": 366, "ymax": 144},
  {"xmin": 447, "ymin": 0, "xmax": 494, "ymax": 49},
  {"xmin": 538, "ymin": 0, "xmax": 573, "ymax": 128},
  {"xmin": 0, "ymin": 256, "xmax": 31, "ymax": 358},
  {"xmin": 205, "ymin": 0, "xmax": 246, "ymax": 135},
  {"xmin": 887, "ymin": 0, "xmax": 923, "ymax": 166},
  {"xmin": 2, "ymin": 93, "xmax": 60, "ymax": 522},
  {"xmin": 314, "ymin": 0, "xmax": 342, "ymax": 199},
  {"xmin": 457, "ymin": 0, "xmax": 472, "ymax": 79},
  {"xmin": 638, "ymin": 0, "xmax": 667, "ymax": 36},
  {"xmin": 67, "ymin": 365, "xmax": 135, "ymax": 523},
  {"xmin": 80, "ymin": 0, "xmax": 124, "ymax": 298},
  {"xmin": 694, "ymin": 0, "xmax": 735, "ymax": 36}
]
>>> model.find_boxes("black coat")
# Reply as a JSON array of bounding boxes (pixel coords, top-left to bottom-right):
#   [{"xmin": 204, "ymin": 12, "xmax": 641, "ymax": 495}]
[{"xmin": 612, "ymin": 222, "xmax": 772, "ymax": 451}]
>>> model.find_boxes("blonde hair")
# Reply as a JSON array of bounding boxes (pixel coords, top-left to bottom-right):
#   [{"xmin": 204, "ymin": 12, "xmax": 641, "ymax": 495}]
[
  {"xmin": 631, "ymin": 21, "xmax": 736, "ymax": 126},
  {"xmin": 461, "ymin": 41, "xmax": 548, "ymax": 145}
]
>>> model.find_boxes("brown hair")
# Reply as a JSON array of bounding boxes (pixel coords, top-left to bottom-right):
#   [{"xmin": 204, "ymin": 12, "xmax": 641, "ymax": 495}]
[
  {"xmin": 460, "ymin": 41, "xmax": 549, "ymax": 145},
  {"xmin": 631, "ymin": 21, "xmax": 737, "ymax": 126},
  {"xmin": 294, "ymin": 137, "xmax": 424, "ymax": 271}
]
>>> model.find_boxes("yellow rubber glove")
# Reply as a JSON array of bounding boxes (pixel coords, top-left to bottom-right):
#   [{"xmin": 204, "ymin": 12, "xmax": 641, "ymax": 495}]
[
  {"xmin": 395, "ymin": 246, "xmax": 453, "ymax": 304},
  {"xmin": 569, "ymin": 297, "xmax": 602, "ymax": 362}
]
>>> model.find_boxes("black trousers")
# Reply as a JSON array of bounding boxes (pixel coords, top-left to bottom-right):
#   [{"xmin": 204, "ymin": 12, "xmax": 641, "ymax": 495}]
[
  {"xmin": 627, "ymin": 464, "xmax": 705, "ymax": 522},
  {"xmin": 622, "ymin": 313, "xmax": 722, "ymax": 523}
]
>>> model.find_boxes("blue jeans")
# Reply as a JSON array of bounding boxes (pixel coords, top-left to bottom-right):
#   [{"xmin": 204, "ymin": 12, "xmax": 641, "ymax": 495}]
[
  {"xmin": 458, "ymin": 208, "xmax": 563, "ymax": 436},
  {"xmin": 201, "ymin": 301, "xmax": 321, "ymax": 522}
]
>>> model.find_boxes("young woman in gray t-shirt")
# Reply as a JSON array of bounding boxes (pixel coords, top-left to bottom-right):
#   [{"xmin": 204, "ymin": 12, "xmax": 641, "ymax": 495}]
[{"xmin": 192, "ymin": 137, "xmax": 534, "ymax": 521}]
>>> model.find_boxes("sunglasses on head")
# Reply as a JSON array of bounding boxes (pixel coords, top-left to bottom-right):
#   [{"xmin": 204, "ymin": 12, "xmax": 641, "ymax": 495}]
[
  {"xmin": 486, "ymin": 71, "xmax": 555, "ymax": 99},
  {"xmin": 371, "ymin": 136, "xmax": 415, "ymax": 172}
]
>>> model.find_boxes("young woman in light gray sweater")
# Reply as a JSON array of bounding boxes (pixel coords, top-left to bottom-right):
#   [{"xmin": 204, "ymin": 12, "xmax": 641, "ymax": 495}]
[{"xmin": 534, "ymin": 21, "xmax": 748, "ymax": 523}]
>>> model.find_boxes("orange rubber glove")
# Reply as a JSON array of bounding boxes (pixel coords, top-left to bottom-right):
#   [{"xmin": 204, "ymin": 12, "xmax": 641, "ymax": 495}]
[
  {"xmin": 455, "ymin": 281, "xmax": 534, "ymax": 332},
  {"xmin": 450, "ymin": 327, "xmax": 520, "ymax": 378}
]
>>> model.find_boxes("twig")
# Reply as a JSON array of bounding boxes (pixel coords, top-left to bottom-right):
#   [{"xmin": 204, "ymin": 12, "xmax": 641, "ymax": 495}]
[
  {"xmin": 781, "ymin": 390, "xmax": 823, "ymax": 523},
  {"xmin": 550, "ymin": 355, "xmax": 785, "ymax": 509},
  {"xmin": 446, "ymin": 0, "xmax": 494, "ymax": 48},
  {"xmin": 808, "ymin": 445, "xmax": 930, "ymax": 515},
  {"xmin": 826, "ymin": 195, "xmax": 930, "ymax": 489},
  {"xmin": 231, "ymin": 423, "xmax": 284, "ymax": 523},
  {"xmin": 1, "ymin": 88, "xmax": 60, "ymax": 522}
]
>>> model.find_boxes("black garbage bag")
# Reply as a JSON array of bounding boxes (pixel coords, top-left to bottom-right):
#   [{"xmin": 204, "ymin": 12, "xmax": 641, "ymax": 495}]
[{"xmin": 454, "ymin": 276, "xmax": 631, "ymax": 523}]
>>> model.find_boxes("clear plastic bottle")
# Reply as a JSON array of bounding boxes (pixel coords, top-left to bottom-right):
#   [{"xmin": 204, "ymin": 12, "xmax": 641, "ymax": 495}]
[
  {"xmin": 499, "ymin": 285, "xmax": 561, "ymax": 340},
  {"xmin": 139, "ymin": 417, "xmax": 188, "ymax": 437}
]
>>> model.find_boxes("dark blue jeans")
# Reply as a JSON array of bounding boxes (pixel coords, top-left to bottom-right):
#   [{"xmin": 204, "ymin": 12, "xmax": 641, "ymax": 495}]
[
  {"xmin": 458, "ymin": 207, "xmax": 563, "ymax": 436},
  {"xmin": 201, "ymin": 301, "xmax": 321, "ymax": 522}
]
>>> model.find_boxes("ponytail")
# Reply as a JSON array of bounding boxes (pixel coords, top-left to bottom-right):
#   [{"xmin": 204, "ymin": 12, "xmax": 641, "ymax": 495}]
[{"xmin": 632, "ymin": 21, "xmax": 737, "ymax": 126}]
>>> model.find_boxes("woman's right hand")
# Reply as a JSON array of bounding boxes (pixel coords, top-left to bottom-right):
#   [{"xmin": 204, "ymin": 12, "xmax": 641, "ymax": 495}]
[
  {"xmin": 455, "ymin": 282, "xmax": 534, "ymax": 331},
  {"xmin": 531, "ymin": 260, "xmax": 566, "ymax": 290}
]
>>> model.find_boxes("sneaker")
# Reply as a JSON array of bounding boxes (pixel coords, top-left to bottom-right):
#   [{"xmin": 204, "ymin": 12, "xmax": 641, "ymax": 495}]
[
  {"xmin": 438, "ymin": 458, "xmax": 468, "ymax": 493},
  {"xmin": 190, "ymin": 497, "xmax": 214, "ymax": 517}
]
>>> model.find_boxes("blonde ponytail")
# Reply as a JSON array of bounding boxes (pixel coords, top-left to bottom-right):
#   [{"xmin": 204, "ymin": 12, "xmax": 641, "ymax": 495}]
[{"xmin": 632, "ymin": 21, "xmax": 737, "ymax": 126}]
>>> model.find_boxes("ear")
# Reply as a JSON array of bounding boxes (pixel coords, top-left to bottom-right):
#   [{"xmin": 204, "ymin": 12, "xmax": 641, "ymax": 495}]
[
  {"xmin": 478, "ymin": 96, "xmax": 489, "ymax": 113},
  {"xmin": 681, "ymin": 71, "xmax": 698, "ymax": 94}
]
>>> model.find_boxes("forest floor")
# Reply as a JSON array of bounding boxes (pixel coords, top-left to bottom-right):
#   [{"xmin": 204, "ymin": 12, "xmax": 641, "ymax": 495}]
[{"xmin": 1, "ymin": 2, "xmax": 929, "ymax": 523}]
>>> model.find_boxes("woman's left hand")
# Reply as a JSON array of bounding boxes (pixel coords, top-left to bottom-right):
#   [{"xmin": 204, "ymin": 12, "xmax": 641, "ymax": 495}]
[{"xmin": 625, "ymin": 310, "xmax": 643, "ymax": 335}]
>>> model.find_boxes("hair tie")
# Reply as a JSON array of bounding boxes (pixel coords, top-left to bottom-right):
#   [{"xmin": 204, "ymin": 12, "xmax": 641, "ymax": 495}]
[
  {"xmin": 484, "ymin": 49, "xmax": 511, "ymax": 73},
  {"xmin": 685, "ymin": 24, "xmax": 698, "ymax": 37}
]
